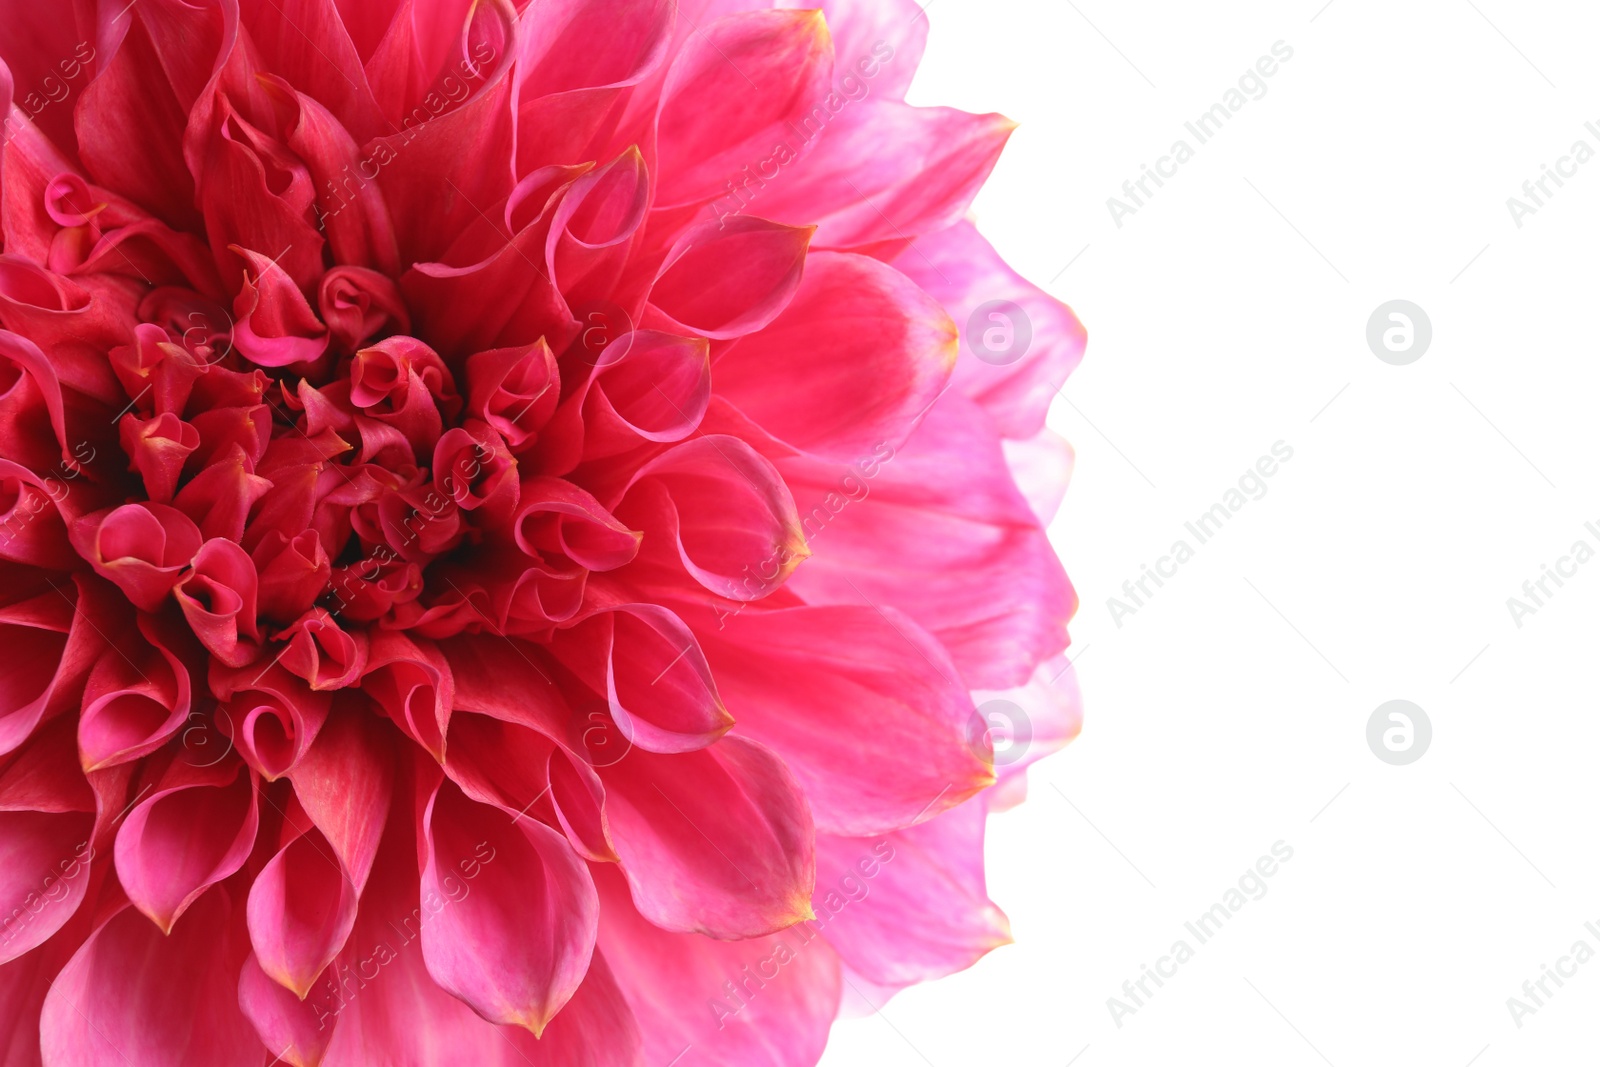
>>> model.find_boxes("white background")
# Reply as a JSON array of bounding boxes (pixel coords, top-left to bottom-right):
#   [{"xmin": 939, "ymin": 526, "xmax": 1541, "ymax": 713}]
[{"xmin": 823, "ymin": 1, "xmax": 1600, "ymax": 1065}]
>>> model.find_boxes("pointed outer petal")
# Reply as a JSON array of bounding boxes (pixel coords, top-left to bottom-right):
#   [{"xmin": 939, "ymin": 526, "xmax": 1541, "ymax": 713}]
[
  {"xmin": 645, "ymin": 216, "xmax": 813, "ymax": 339},
  {"xmin": 173, "ymin": 537, "xmax": 262, "ymax": 669},
  {"xmin": 77, "ymin": 612, "xmax": 195, "ymax": 770},
  {"xmin": 595, "ymin": 862, "xmax": 839, "ymax": 1067},
  {"xmin": 776, "ymin": 0, "xmax": 925, "ymax": 98},
  {"xmin": 463, "ymin": 340, "xmax": 559, "ymax": 452},
  {"xmin": 417, "ymin": 778, "xmax": 597, "ymax": 1033},
  {"xmin": 304, "ymin": 806, "xmax": 638, "ymax": 1067},
  {"xmin": 238, "ymin": 952, "xmax": 334, "ymax": 1067},
  {"xmin": 545, "ymin": 605, "xmax": 731, "ymax": 754},
  {"xmin": 113, "ymin": 759, "xmax": 258, "ymax": 932},
  {"xmin": 443, "ymin": 711, "xmax": 615, "ymax": 864},
  {"xmin": 212, "ymin": 664, "xmax": 333, "ymax": 783},
  {"xmin": 0, "ymin": 809, "xmax": 95, "ymax": 964},
  {"xmin": 319, "ymin": 266, "xmax": 410, "ymax": 354},
  {"xmin": 752, "ymin": 101, "xmax": 1012, "ymax": 250},
  {"xmin": 695, "ymin": 603, "xmax": 991, "ymax": 836},
  {"xmin": 512, "ymin": 476, "xmax": 639, "ymax": 572},
  {"xmin": 275, "ymin": 610, "xmax": 368, "ymax": 692},
  {"xmin": 811, "ymin": 796, "xmax": 1010, "ymax": 990},
  {"xmin": 780, "ymin": 393, "xmax": 1075, "ymax": 690},
  {"xmin": 248, "ymin": 827, "xmax": 360, "ymax": 998},
  {"xmin": 369, "ymin": 0, "xmax": 519, "ymax": 267},
  {"xmin": 361, "ymin": 631, "xmax": 454, "ymax": 761},
  {"xmin": 41, "ymin": 893, "xmax": 261, "ymax": 1067},
  {"xmin": 715, "ymin": 251, "xmax": 956, "ymax": 459},
  {"xmin": 74, "ymin": 17, "xmax": 202, "ymax": 232},
  {"xmin": 896, "ymin": 220, "xmax": 1088, "ymax": 438},
  {"xmin": 597, "ymin": 734, "xmax": 814, "ymax": 938},
  {"xmin": 230, "ymin": 246, "xmax": 332, "ymax": 369},
  {"xmin": 283, "ymin": 698, "xmax": 393, "ymax": 893},
  {"xmin": 1003, "ymin": 426, "xmax": 1075, "ymax": 527},
  {"xmin": 400, "ymin": 166, "xmax": 584, "ymax": 359},
  {"xmin": 243, "ymin": 0, "xmax": 385, "ymax": 142},
  {"xmin": 264, "ymin": 77, "xmax": 400, "ymax": 274},
  {"xmin": 118, "ymin": 411, "xmax": 199, "ymax": 503},
  {"xmin": 653, "ymin": 9, "xmax": 834, "ymax": 209},
  {"xmin": 614, "ymin": 435, "xmax": 807, "ymax": 601},
  {"xmin": 546, "ymin": 146, "xmax": 650, "ymax": 307},
  {"xmin": 68, "ymin": 501, "xmax": 202, "ymax": 612},
  {"xmin": 0, "ymin": 462, "xmax": 78, "ymax": 571}
]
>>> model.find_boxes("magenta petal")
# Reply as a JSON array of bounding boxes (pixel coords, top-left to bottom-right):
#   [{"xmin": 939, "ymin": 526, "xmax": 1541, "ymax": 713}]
[
  {"xmin": 284, "ymin": 701, "xmax": 393, "ymax": 893},
  {"xmin": 647, "ymin": 216, "xmax": 812, "ymax": 339},
  {"xmin": 597, "ymin": 862, "xmax": 840, "ymax": 1067},
  {"xmin": 598, "ymin": 735, "xmax": 815, "ymax": 938},
  {"xmin": 700, "ymin": 603, "xmax": 992, "ymax": 836},
  {"xmin": 40, "ymin": 893, "xmax": 262, "ymax": 1067},
  {"xmin": 617, "ymin": 434, "xmax": 807, "ymax": 600},
  {"xmin": 0, "ymin": 808, "xmax": 94, "ymax": 964},
  {"xmin": 113, "ymin": 759, "xmax": 259, "ymax": 932},
  {"xmin": 238, "ymin": 951, "xmax": 335, "ymax": 1067},
  {"xmin": 756, "ymin": 100, "xmax": 1013, "ymax": 250},
  {"xmin": 248, "ymin": 828, "xmax": 360, "ymax": 998},
  {"xmin": 654, "ymin": 8, "xmax": 834, "ymax": 208},
  {"xmin": 419, "ymin": 778, "xmax": 597, "ymax": 1034},
  {"xmin": 715, "ymin": 250, "xmax": 956, "ymax": 459}
]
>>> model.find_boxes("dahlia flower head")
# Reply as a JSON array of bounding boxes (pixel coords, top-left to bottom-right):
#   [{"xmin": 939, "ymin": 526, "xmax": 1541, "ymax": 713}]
[{"xmin": 0, "ymin": 0, "xmax": 1085, "ymax": 1063}]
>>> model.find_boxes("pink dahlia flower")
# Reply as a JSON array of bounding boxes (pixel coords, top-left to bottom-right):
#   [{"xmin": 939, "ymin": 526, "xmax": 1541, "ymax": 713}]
[{"xmin": 0, "ymin": 0, "xmax": 1085, "ymax": 1063}]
